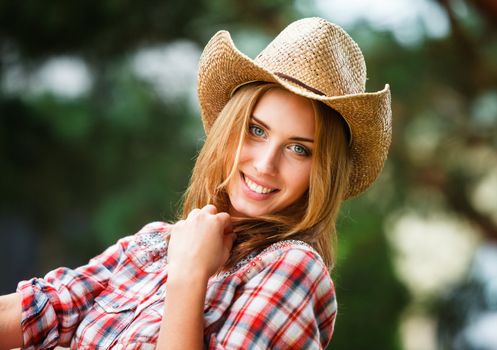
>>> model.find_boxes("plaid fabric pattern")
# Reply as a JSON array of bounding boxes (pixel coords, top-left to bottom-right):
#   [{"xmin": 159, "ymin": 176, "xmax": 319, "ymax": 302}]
[{"xmin": 17, "ymin": 222, "xmax": 337, "ymax": 349}]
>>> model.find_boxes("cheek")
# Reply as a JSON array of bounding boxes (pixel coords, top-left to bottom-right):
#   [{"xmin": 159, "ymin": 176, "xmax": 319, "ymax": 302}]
[
  {"xmin": 225, "ymin": 141, "xmax": 243, "ymax": 176},
  {"xmin": 236, "ymin": 140, "xmax": 256, "ymax": 166},
  {"xmin": 284, "ymin": 161, "xmax": 312, "ymax": 196},
  {"xmin": 298, "ymin": 167, "xmax": 312, "ymax": 193}
]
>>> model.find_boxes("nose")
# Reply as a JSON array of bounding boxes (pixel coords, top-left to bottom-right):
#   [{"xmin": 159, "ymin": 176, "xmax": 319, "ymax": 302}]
[{"xmin": 253, "ymin": 143, "xmax": 279, "ymax": 176}]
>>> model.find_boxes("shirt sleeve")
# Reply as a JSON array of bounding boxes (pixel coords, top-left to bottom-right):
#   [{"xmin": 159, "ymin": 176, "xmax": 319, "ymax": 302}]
[
  {"xmin": 16, "ymin": 235, "xmax": 133, "ymax": 350},
  {"xmin": 208, "ymin": 248, "xmax": 337, "ymax": 349}
]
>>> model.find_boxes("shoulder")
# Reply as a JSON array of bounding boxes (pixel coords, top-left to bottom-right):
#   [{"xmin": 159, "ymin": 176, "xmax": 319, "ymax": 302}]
[
  {"xmin": 259, "ymin": 239, "xmax": 326, "ymax": 268},
  {"xmin": 235, "ymin": 240, "xmax": 334, "ymax": 295},
  {"xmin": 135, "ymin": 221, "xmax": 171, "ymax": 234},
  {"xmin": 266, "ymin": 240, "xmax": 331, "ymax": 283},
  {"xmin": 107, "ymin": 221, "xmax": 171, "ymax": 271},
  {"xmin": 103, "ymin": 221, "xmax": 170, "ymax": 247},
  {"xmin": 212, "ymin": 241, "xmax": 337, "ymax": 346},
  {"xmin": 118, "ymin": 221, "xmax": 171, "ymax": 246},
  {"xmin": 253, "ymin": 241, "xmax": 337, "ymax": 333},
  {"xmin": 256, "ymin": 239, "xmax": 330, "ymax": 278}
]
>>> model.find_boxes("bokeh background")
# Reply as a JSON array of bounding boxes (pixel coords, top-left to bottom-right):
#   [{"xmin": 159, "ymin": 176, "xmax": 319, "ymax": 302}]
[{"xmin": 1, "ymin": 0, "xmax": 497, "ymax": 349}]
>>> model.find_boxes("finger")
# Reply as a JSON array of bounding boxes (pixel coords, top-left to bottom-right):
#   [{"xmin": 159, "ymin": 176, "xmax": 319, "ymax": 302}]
[
  {"xmin": 215, "ymin": 212, "xmax": 232, "ymax": 233},
  {"xmin": 202, "ymin": 204, "xmax": 218, "ymax": 214},
  {"xmin": 171, "ymin": 219, "xmax": 185, "ymax": 230},
  {"xmin": 216, "ymin": 211, "xmax": 230, "ymax": 223},
  {"xmin": 187, "ymin": 208, "xmax": 201, "ymax": 218}
]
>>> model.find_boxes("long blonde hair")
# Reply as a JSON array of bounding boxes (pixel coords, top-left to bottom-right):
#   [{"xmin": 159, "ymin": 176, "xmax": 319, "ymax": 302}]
[{"xmin": 182, "ymin": 83, "xmax": 351, "ymax": 269}]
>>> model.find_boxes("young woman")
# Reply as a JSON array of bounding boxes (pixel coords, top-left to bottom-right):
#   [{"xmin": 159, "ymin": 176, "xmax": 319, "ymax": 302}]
[{"xmin": 0, "ymin": 17, "xmax": 391, "ymax": 349}]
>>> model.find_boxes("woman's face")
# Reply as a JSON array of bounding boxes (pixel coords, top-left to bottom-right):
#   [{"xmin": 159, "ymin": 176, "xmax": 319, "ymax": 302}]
[{"xmin": 227, "ymin": 88, "xmax": 315, "ymax": 218}]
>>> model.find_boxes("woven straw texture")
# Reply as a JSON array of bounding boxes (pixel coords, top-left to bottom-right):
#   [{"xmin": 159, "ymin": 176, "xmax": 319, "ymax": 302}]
[{"xmin": 197, "ymin": 17, "xmax": 392, "ymax": 199}]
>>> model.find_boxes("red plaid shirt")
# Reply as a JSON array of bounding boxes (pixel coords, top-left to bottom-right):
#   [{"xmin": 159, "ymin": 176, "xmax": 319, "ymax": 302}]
[{"xmin": 17, "ymin": 222, "xmax": 337, "ymax": 349}]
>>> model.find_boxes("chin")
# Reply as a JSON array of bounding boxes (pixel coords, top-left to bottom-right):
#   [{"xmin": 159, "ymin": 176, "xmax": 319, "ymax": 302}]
[
  {"xmin": 230, "ymin": 202, "xmax": 273, "ymax": 218},
  {"xmin": 232, "ymin": 207, "xmax": 263, "ymax": 218}
]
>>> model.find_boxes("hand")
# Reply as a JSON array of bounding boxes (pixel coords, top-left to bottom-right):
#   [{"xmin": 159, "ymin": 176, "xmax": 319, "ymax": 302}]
[{"xmin": 167, "ymin": 204, "xmax": 235, "ymax": 279}]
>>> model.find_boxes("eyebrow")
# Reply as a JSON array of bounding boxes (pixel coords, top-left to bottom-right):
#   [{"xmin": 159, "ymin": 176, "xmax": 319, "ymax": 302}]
[{"xmin": 251, "ymin": 116, "xmax": 314, "ymax": 143}]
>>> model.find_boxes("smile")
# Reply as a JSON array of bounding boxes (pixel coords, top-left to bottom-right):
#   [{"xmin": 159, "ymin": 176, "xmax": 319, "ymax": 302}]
[{"xmin": 242, "ymin": 173, "xmax": 278, "ymax": 194}]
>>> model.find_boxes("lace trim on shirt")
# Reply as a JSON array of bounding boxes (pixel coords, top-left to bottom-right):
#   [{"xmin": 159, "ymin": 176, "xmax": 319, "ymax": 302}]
[
  {"xmin": 212, "ymin": 239, "xmax": 318, "ymax": 281},
  {"xmin": 259, "ymin": 239, "xmax": 316, "ymax": 256},
  {"xmin": 213, "ymin": 251, "xmax": 259, "ymax": 280},
  {"xmin": 134, "ymin": 230, "xmax": 169, "ymax": 270}
]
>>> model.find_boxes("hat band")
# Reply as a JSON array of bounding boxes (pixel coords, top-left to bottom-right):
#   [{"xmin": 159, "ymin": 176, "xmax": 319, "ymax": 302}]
[{"xmin": 274, "ymin": 72, "xmax": 325, "ymax": 96}]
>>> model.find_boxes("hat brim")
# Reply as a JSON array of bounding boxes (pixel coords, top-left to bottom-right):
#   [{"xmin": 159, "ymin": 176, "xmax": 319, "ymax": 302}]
[{"xmin": 198, "ymin": 30, "xmax": 392, "ymax": 199}]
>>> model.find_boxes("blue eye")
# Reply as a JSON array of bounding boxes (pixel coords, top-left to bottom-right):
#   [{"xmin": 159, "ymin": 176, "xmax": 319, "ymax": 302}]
[
  {"xmin": 249, "ymin": 125, "xmax": 265, "ymax": 137},
  {"xmin": 289, "ymin": 144, "xmax": 310, "ymax": 156}
]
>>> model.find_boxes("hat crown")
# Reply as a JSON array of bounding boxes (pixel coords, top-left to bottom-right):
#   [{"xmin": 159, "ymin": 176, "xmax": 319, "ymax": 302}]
[{"xmin": 254, "ymin": 17, "xmax": 367, "ymax": 97}]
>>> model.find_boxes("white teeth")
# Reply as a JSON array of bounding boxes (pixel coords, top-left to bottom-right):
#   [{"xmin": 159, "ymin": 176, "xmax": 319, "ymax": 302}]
[{"xmin": 244, "ymin": 175, "xmax": 275, "ymax": 194}]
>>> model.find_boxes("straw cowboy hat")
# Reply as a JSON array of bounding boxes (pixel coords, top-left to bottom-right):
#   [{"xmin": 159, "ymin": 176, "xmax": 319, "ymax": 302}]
[{"xmin": 197, "ymin": 17, "xmax": 392, "ymax": 199}]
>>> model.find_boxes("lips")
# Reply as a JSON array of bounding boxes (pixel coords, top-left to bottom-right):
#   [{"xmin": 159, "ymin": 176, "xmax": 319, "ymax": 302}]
[{"xmin": 242, "ymin": 173, "xmax": 278, "ymax": 194}]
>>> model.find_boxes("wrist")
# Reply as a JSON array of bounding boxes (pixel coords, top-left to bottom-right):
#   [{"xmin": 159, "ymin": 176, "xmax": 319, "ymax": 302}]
[{"xmin": 167, "ymin": 265, "xmax": 210, "ymax": 287}]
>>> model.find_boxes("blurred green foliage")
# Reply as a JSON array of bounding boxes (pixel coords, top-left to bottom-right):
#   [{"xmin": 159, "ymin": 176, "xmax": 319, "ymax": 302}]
[{"xmin": 1, "ymin": 1, "xmax": 497, "ymax": 349}]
